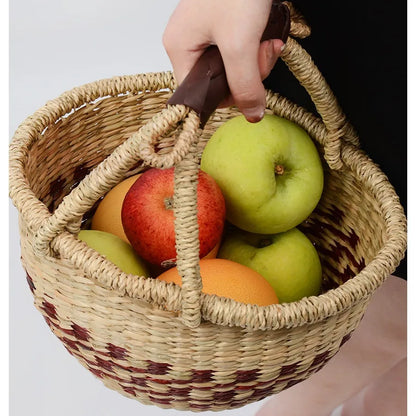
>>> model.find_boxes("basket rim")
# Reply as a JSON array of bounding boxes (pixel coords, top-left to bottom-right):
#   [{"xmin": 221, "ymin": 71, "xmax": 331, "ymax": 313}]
[{"xmin": 9, "ymin": 72, "xmax": 407, "ymax": 331}]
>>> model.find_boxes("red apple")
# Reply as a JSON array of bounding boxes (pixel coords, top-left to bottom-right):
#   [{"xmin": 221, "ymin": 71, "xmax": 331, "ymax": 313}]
[{"xmin": 121, "ymin": 167, "xmax": 226, "ymax": 267}]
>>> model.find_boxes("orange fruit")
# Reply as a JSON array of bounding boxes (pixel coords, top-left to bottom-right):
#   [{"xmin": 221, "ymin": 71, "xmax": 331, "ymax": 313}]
[
  {"xmin": 91, "ymin": 174, "xmax": 141, "ymax": 243},
  {"xmin": 157, "ymin": 258, "xmax": 278, "ymax": 306}
]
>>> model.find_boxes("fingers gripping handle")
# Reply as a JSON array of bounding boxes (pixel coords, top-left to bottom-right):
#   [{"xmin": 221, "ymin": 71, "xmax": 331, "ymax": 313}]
[{"xmin": 167, "ymin": 0, "xmax": 291, "ymax": 127}]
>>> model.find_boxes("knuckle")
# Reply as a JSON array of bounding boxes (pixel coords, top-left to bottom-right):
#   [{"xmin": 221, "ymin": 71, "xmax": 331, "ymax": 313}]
[
  {"xmin": 220, "ymin": 37, "xmax": 246, "ymax": 59},
  {"xmin": 162, "ymin": 28, "xmax": 175, "ymax": 52}
]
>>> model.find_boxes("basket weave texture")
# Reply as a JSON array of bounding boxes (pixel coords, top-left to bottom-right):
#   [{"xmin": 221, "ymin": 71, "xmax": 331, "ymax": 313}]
[{"xmin": 9, "ymin": 9, "xmax": 406, "ymax": 412}]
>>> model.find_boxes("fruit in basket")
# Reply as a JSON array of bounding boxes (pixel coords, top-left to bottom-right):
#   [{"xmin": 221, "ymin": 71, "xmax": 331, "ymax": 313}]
[
  {"xmin": 121, "ymin": 167, "xmax": 226, "ymax": 267},
  {"xmin": 91, "ymin": 174, "xmax": 141, "ymax": 243},
  {"xmin": 200, "ymin": 114, "xmax": 324, "ymax": 234},
  {"xmin": 78, "ymin": 230, "xmax": 150, "ymax": 276},
  {"xmin": 218, "ymin": 227, "xmax": 322, "ymax": 303},
  {"xmin": 157, "ymin": 258, "xmax": 279, "ymax": 306}
]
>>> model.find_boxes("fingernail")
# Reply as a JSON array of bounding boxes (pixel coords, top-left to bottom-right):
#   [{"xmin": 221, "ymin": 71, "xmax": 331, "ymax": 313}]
[
  {"xmin": 272, "ymin": 39, "xmax": 285, "ymax": 54},
  {"xmin": 244, "ymin": 107, "xmax": 265, "ymax": 123}
]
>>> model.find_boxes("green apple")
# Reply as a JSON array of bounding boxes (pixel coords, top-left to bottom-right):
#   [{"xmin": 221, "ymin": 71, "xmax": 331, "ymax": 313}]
[
  {"xmin": 218, "ymin": 227, "xmax": 322, "ymax": 303},
  {"xmin": 200, "ymin": 114, "xmax": 324, "ymax": 234},
  {"xmin": 78, "ymin": 230, "xmax": 150, "ymax": 277}
]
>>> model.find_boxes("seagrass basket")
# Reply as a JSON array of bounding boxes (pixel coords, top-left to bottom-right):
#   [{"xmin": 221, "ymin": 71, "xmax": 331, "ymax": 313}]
[{"xmin": 9, "ymin": 6, "xmax": 406, "ymax": 412}]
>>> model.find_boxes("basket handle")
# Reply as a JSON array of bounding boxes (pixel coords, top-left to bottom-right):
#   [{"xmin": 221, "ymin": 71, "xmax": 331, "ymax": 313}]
[{"xmin": 279, "ymin": 36, "xmax": 360, "ymax": 169}]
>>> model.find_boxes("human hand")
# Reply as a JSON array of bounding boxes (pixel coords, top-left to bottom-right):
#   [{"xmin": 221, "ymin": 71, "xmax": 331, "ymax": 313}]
[{"xmin": 163, "ymin": 0, "xmax": 286, "ymax": 123}]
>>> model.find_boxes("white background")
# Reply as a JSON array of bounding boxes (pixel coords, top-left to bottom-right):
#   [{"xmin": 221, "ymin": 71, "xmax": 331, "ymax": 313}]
[{"xmin": 8, "ymin": 1, "xmax": 269, "ymax": 415}]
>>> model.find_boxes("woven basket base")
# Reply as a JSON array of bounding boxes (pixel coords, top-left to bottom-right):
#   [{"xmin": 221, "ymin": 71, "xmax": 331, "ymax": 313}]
[{"xmin": 23, "ymin": 249, "xmax": 370, "ymax": 411}]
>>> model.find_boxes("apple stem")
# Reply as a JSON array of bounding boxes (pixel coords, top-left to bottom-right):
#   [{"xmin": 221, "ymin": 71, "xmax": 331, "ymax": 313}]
[
  {"xmin": 275, "ymin": 164, "xmax": 285, "ymax": 175},
  {"xmin": 164, "ymin": 197, "xmax": 174, "ymax": 210},
  {"xmin": 258, "ymin": 238, "xmax": 273, "ymax": 248}
]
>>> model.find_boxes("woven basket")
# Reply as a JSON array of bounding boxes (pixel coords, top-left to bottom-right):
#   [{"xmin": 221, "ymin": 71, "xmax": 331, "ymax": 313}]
[{"xmin": 9, "ymin": 8, "xmax": 406, "ymax": 412}]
